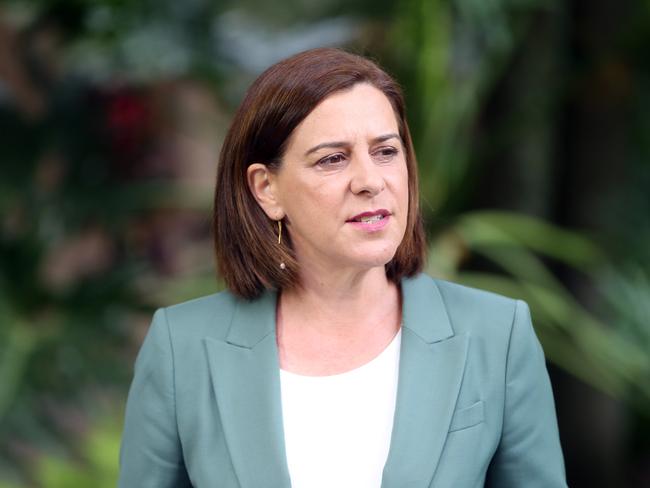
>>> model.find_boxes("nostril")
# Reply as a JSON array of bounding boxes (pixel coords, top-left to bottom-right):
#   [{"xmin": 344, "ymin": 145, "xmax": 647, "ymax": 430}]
[{"xmin": 350, "ymin": 171, "xmax": 385, "ymax": 196}]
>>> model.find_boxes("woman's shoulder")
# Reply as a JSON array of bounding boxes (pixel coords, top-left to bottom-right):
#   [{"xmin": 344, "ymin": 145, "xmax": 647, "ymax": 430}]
[
  {"xmin": 154, "ymin": 287, "xmax": 242, "ymax": 341},
  {"xmin": 430, "ymin": 275, "xmax": 515, "ymax": 308},
  {"xmin": 405, "ymin": 273, "xmax": 522, "ymax": 340},
  {"xmin": 407, "ymin": 272, "xmax": 517, "ymax": 308}
]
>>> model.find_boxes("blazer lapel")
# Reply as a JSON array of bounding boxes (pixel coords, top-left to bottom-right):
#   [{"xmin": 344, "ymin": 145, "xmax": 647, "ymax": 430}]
[
  {"xmin": 381, "ymin": 275, "xmax": 470, "ymax": 488},
  {"xmin": 203, "ymin": 290, "xmax": 292, "ymax": 488},
  {"xmin": 202, "ymin": 274, "xmax": 468, "ymax": 488}
]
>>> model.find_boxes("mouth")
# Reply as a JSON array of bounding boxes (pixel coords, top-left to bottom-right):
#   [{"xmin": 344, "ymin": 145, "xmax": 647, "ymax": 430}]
[{"xmin": 347, "ymin": 209, "xmax": 391, "ymax": 223}]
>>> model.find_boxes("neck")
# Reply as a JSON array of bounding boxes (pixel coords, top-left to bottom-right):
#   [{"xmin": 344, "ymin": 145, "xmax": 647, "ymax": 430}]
[{"xmin": 279, "ymin": 263, "xmax": 400, "ymax": 335}]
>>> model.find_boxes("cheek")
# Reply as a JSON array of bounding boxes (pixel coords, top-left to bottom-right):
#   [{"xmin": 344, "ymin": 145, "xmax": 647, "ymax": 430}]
[
  {"xmin": 283, "ymin": 181, "xmax": 340, "ymax": 224},
  {"xmin": 390, "ymin": 168, "xmax": 410, "ymax": 234},
  {"xmin": 388, "ymin": 166, "xmax": 409, "ymax": 203}
]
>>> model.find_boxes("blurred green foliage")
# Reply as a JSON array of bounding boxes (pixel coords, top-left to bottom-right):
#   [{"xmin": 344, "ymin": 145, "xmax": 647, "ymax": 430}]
[
  {"xmin": 1, "ymin": 0, "xmax": 649, "ymax": 486},
  {"xmin": 33, "ymin": 414, "xmax": 120, "ymax": 488},
  {"xmin": 0, "ymin": 411, "xmax": 120, "ymax": 488},
  {"xmin": 430, "ymin": 212, "xmax": 650, "ymax": 409}
]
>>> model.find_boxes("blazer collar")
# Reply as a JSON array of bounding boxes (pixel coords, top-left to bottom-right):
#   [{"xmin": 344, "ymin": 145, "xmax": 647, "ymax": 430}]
[
  {"xmin": 221, "ymin": 273, "xmax": 454, "ymax": 348},
  {"xmin": 224, "ymin": 288, "xmax": 278, "ymax": 348},
  {"xmin": 204, "ymin": 273, "xmax": 468, "ymax": 488},
  {"xmin": 400, "ymin": 273, "xmax": 454, "ymax": 343}
]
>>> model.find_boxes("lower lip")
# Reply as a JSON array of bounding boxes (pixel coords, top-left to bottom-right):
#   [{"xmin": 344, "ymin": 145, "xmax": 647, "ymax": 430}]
[{"xmin": 347, "ymin": 215, "xmax": 390, "ymax": 232}]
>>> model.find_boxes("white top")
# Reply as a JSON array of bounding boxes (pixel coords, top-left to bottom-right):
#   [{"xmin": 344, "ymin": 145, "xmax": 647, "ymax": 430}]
[{"xmin": 279, "ymin": 328, "xmax": 402, "ymax": 488}]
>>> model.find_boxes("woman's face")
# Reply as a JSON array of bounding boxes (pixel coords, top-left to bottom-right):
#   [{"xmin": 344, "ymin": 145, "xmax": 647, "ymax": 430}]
[{"xmin": 257, "ymin": 83, "xmax": 409, "ymax": 275}]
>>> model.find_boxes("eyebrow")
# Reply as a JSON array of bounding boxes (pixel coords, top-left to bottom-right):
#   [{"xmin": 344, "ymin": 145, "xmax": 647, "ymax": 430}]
[{"xmin": 304, "ymin": 133, "xmax": 401, "ymax": 157}]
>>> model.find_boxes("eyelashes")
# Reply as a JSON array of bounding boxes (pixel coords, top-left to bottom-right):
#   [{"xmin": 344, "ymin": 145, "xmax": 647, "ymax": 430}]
[
  {"xmin": 316, "ymin": 147, "xmax": 400, "ymax": 167},
  {"xmin": 317, "ymin": 153, "xmax": 346, "ymax": 166},
  {"xmin": 374, "ymin": 147, "xmax": 399, "ymax": 162}
]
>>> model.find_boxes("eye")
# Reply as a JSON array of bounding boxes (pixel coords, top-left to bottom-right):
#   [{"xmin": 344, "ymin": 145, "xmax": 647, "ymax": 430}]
[
  {"xmin": 372, "ymin": 146, "xmax": 399, "ymax": 162},
  {"xmin": 316, "ymin": 153, "xmax": 347, "ymax": 167}
]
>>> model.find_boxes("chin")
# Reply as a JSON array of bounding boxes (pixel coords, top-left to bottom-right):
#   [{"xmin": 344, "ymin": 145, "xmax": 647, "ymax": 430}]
[{"xmin": 346, "ymin": 244, "xmax": 399, "ymax": 269}]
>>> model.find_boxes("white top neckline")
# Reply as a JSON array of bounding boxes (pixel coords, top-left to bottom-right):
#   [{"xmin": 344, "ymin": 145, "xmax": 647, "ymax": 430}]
[
  {"xmin": 279, "ymin": 327, "xmax": 402, "ymax": 488},
  {"xmin": 279, "ymin": 327, "xmax": 402, "ymax": 380}
]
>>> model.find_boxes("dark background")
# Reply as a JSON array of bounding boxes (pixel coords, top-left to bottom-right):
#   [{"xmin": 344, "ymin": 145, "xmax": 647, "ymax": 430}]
[{"xmin": 0, "ymin": 0, "xmax": 648, "ymax": 486}]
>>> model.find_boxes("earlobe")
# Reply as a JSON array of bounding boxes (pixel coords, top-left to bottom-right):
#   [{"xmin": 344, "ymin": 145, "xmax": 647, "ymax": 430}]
[{"xmin": 246, "ymin": 163, "xmax": 284, "ymax": 220}]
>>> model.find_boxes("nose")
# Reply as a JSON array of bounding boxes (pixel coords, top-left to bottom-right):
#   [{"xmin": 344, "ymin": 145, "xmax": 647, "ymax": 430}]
[{"xmin": 349, "ymin": 153, "xmax": 385, "ymax": 196}]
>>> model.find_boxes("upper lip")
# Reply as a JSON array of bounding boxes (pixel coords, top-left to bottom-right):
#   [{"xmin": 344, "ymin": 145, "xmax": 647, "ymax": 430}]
[{"xmin": 347, "ymin": 209, "xmax": 391, "ymax": 222}]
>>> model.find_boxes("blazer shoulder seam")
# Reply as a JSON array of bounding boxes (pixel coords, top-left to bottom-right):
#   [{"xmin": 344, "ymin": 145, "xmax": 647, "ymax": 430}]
[{"xmin": 160, "ymin": 307, "xmax": 183, "ymax": 445}]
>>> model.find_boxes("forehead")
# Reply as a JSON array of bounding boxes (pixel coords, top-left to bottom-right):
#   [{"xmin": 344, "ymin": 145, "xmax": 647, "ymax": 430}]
[{"xmin": 288, "ymin": 83, "xmax": 400, "ymax": 147}]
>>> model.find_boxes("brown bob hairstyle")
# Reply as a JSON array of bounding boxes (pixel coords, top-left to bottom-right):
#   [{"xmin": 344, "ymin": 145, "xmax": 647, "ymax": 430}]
[{"xmin": 213, "ymin": 47, "xmax": 426, "ymax": 299}]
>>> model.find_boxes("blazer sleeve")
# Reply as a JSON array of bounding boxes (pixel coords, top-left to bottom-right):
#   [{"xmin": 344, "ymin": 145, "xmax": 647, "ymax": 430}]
[
  {"xmin": 118, "ymin": 308, "xmax": 192, "ymax": 488},
  {"xmin": 486, "ymin": 300, "xmax": 568, "ymax": 487}
]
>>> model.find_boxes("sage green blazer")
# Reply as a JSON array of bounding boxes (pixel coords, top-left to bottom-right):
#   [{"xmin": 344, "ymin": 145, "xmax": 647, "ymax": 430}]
[{"xmin": 119, "ymin": 273, "xmax": 567, "ymax": 487}]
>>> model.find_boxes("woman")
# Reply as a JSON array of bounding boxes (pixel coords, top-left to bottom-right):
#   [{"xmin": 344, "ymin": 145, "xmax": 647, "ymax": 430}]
[{"xmin": 119, "ymin": 48, "xmax": 567, "ymax": 487}]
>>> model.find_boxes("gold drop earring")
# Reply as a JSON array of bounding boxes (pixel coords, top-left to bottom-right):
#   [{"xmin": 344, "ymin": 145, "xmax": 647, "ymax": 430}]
[{"xmin": 278, "ymin": 220, "xmax": 286, "ymax": 270}]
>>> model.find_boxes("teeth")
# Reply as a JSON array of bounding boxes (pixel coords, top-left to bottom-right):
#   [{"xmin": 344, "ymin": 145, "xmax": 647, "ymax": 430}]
[{"xmin": 358, "ymin": 215, "xmax": 384, "ymax": 223}]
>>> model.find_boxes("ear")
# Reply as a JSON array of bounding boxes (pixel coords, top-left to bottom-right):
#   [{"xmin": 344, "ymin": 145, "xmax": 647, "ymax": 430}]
[{"xmin": 246, "ymin": 163, "xmax": 284, "ymax": 220}]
